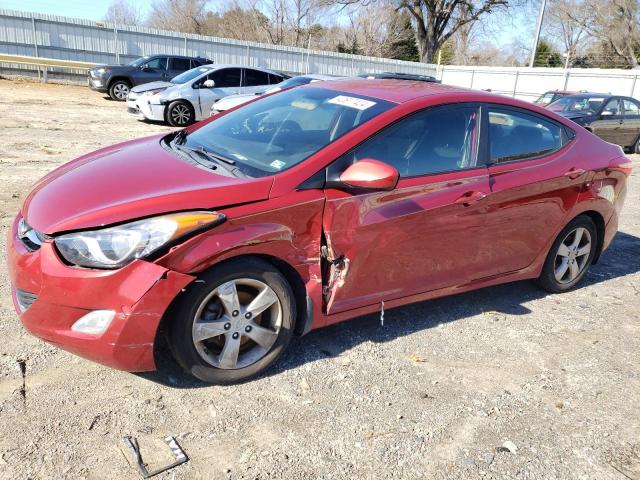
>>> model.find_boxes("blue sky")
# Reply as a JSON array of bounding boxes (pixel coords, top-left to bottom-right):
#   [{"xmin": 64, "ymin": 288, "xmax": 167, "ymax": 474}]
[{"xmin": 0, "ymin": 0, "xmax": 153, "ymax": 20}]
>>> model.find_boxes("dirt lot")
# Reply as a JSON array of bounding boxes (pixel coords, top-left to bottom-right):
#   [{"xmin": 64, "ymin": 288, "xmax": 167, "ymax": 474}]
[{"xmin": 0, "ymin": 78, "xmax": 639, "ymax": 480}]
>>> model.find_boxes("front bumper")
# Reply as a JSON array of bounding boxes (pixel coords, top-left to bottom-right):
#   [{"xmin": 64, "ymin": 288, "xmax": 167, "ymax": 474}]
[
  {"xmin": 87, "ymin": 74, "xmax": 108, "ymax": 92},
  {"xmin": 7, "ymin": 215, "xmax": 194, "ymax": 371},
  {"xmin": 132, "ymin": 98, "xmax": 166, "ymax": 122}
]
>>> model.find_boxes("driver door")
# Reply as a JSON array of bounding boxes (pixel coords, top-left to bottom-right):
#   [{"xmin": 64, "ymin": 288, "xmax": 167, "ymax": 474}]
[
  {"xmin": 134, "ymin": 57, "xmax": 169, "ymax": 85},
  {"xmin": 196, "ymin": 68, "xmax": 242, "ymax": 118},
  {"xmin": 322, "ymin": 104, "xmax": 491, "ymax": 314}
]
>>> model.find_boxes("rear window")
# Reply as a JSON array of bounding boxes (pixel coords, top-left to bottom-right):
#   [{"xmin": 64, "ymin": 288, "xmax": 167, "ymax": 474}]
[{"xmin": 489, "ymin": 107, "xmax": 565, "ymax": 163}]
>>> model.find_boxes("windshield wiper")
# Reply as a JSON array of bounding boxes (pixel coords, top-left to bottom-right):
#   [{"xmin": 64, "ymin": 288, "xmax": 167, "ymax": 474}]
[
  {"xmin": 173, "ymin": 144, "xmax": 245, "ymax": 177},
  {"xmin": 173, "ymin": 129, "xmax": 188, "ymax": 144}
]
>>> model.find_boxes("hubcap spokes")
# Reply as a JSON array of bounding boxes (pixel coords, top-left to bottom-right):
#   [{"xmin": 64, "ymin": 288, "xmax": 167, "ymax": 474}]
[
  {"xmin": 114, "ymin": 84, "xmax": 129, "ymax": 99},
  {"xmin": 554, "ymin": 227, "xmax": 591, "ymax": 283},
  {"xmin": 192, "ymin": 279, "xmax": 281, "ymax": 369},
  {"xmin": 172, "ymin": 106, "xmax": 190, "ymax": 124}
]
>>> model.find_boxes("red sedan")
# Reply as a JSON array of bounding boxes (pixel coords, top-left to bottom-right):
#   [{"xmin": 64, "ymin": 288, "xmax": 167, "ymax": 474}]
[{"xmin": 7, "ymin": 79, "xmax": 631, "ymax": 384}]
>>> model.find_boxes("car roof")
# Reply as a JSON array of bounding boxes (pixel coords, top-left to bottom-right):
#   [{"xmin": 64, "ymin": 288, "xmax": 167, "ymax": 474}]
[
  {"xmin": 197, "ymin": 64, "xmax": 282, "ymax": 74},
  {"xmin": 308, "ymin": 78, "xmax": 483, "ymax": 104}
]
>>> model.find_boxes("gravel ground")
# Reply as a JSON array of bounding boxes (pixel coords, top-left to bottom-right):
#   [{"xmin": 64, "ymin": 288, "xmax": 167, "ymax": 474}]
[{"xmin": 0, "ymin": 79, "xmax": 639, "ymax": 480}]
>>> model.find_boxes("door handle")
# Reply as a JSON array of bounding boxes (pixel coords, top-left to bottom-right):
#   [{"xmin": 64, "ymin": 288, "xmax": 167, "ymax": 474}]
[
  {"xmin": 564, "ymin": 168, "xmax": 586, "ymax": 179},
  {"xmin": 454, "ymin": 190, "xmax": 486, "ymax": 207}
]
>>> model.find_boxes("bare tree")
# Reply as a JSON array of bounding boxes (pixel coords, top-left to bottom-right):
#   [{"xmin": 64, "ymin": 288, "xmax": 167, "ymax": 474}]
[
  {"xmin": 544, "ymin": 0, "xmax": 591, "ymax": 67},
  {"xmin": 147, "ymin": 0, "xmax": 209, "ymax": 34},
  {"xmin": 103, "ymin": 0, "xmax": 143, "ymax": 26},
  {"xmin": 567, "ymin": 0, "xmax": 639, "ymax": 68}
]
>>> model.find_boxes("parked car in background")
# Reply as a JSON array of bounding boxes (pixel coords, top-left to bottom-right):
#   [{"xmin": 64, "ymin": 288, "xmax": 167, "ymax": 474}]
[
  {"xmin": 210, "ymin": 73, "xmax": 337, "ymax": 116},
  {"xmin": 547, "ymin": 93, "xmax": 640, "ymax": 153},
  {"xmin": 9, "ymin": 80, "xmax": 630, "ymax": 384},
  {"xmin": 88, "ymin": 55, "xmax": 212, "ymax": 101},
  {"xmin": 127, "ymin": 64, "xmax": 288, "ymax": 126},
  {"xmin": 534, "ymin": 90, "xmax": 577, "ymax": 106},
  {"xmin": 359, "ymin": 72, "xmax": 441, "ymax": 83}
]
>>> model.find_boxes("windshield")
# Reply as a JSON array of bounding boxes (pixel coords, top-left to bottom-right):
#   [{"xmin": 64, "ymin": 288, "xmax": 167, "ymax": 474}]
[
  {"xmin": 171, "ymin": 66, "xmax": 211, "ymax": 84},
  {"xmin": 536, "ymin": 93, "xmax": 555, "ymax": 104},
  {"xmin": 128, "ymin": 56, "xmax": 149, "ymax": 67},
  {"xmin": 182, "ymin": 87, "xmax": 394, "ymax": 177},
  {"xmin": 548, "ymin": 96, "xmax": 606, "ymax": 114}
]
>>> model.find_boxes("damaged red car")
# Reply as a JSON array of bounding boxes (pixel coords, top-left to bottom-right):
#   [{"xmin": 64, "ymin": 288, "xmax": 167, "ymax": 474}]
[{"xmin": 8, "ymin": 79, "xmax": 630, "ymax": 384}]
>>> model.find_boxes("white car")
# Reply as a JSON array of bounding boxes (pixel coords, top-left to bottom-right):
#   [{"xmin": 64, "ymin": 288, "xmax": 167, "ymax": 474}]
[
  {"xmin": 126, "ymin": 64, "xmax": 288, "ymax": 126},
  {"xmin": 210, "ymin": 74, "xmax": 339, "ymax": 116}
]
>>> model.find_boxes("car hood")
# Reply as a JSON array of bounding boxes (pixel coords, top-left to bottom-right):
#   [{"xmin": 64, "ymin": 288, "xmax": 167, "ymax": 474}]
[
  {"xmin": 22, "ymin": 135, "xmax": 273, "ymax": 234},
  {"xmin": 131, "ymin": 81, "xmax": 174, "ymax": 94}
]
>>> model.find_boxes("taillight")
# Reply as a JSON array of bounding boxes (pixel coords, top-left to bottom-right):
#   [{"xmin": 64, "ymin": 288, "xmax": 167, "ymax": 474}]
[{"xmin": 608, "ymin": 156, "xmax": 633, "ymax": 176}]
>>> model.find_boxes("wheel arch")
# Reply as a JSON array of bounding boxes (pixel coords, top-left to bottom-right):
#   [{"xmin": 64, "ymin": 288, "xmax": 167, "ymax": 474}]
[
  {"xmin": 578, "ymin": 210, "xmax": 605, "ymax": 264},
  {"xmin": 107, "ymin": 76, "xmax": 132, "ymax": 89}
]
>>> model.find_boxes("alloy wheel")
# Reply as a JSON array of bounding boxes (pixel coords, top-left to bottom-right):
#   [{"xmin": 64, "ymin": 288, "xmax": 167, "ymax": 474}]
[
  {"xmin": 112, "ymin": 83, "xmax": 129, "ymax": 100},
  {"xmin": 171, "ymin": 104, "xmax": 191, "ymax": 125},
  {"xmin": 554, "ymin": 227, "xmax": 592, "ymax": 284},
  {"xmin": 192, "ymin": 279, "xmax": 282, "ymax": 369}
]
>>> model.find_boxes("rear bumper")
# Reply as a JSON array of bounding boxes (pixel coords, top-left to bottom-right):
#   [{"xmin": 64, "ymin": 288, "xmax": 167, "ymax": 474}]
[{"xmin": 7, "ymin": 215, "xmax": 194, "ymax": 371}]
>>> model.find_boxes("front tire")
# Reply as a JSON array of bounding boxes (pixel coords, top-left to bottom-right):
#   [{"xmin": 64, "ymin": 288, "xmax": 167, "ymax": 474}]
[
  {"xmin": 166, "ymin": 100, "xmax": 195, "ymax": 127},
  {"xmin": 169, "ymin": 258, "xmax": 296, "ymax": 384},
  {"xmin": 634, "ymin": 135, "xmax": 640, "ymax": 154},
  {"xmin": 108, "ymin": 80, "xmax": 130, "ymax": 101},
  {"xmin": 536, "ymin": 215, "xmax": 597, "ymax": 293}
]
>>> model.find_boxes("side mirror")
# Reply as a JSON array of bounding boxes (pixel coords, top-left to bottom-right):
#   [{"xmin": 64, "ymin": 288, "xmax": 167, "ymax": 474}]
[
  {"xmin": 203, "ymin": 79, "xmax": 215, "ymax": 88},
  {"xmin": 601, "ymin": 110, "xmax": 616, "ymax": 117},
  {"xmin": 141, "ymin": 65, "xmax": 150, "ymax": 71},
  {"xmin": 339, "ymin": 159, "xmax": 399, "ymax": 191}
]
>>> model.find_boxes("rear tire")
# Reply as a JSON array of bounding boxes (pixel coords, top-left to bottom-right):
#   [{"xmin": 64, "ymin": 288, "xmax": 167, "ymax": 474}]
[
  {"xmin": 536, "ymin": 215, "xmax": 597, "ymax": 293},
  {"xmin": 108, "ymin": 80, "xmax": 130, "ymax": 101},
  {"xmin": 166, "ymin": 100, "xmax": 195, "ymax": 127},
  {"xmin": 169, "ymin": 258, "xmax": 296, "ymax": 384}
]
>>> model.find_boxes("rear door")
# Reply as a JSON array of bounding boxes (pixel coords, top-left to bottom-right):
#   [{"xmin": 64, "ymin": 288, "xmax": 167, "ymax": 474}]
[
  {"xmin": 241, "ymin": 68, "xmax": 271, "ymax": 94},
  {"xmin": 322, "ymin": 103, "xmax": 490, "ymax": 314},
  {"xmin": 621, "ymin": 98, "xmax": 640, "ymax": 148},
  {"xmin": 196, "ymin": 68, "xmax": 242, "ymax": 118},
  {"xmin": 479, "ymin": 105, "xmax": 584, "ymax": 278},
  {"xmin": 591, "ymin": 98, "xmax": 624, "ymax": 145}
]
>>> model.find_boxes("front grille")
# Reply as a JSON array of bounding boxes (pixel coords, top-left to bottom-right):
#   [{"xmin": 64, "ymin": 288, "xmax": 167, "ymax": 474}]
[{"xmin": 15, "ymin": 288, "xmax": 37, "ymax": 312}]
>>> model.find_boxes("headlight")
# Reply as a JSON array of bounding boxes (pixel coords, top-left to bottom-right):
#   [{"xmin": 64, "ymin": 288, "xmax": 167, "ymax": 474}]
[
  {"xmin": 96, "ymin": 67, "xmax": 108, "ymax": 74},
  {"xmin": 55, "ymin": 211, "xmax": 225, "ymax": 269},
  {"xmin": 143, "ymin": 89, "xmax": 163, "ymax": 96}
]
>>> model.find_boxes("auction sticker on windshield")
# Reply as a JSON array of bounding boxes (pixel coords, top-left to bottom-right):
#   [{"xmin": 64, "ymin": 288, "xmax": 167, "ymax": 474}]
[{"xmin": 328, "ymin": 95, "xmax": 376, "ymax": 110}]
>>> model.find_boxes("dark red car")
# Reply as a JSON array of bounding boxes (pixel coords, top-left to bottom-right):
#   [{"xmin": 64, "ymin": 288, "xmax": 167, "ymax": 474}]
[{"xmin": 8, "ymin": 80, "xmax": 631, "ymax": 384}]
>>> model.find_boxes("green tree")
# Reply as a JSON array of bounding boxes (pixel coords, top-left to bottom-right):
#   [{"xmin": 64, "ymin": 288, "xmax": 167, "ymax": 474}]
[
  {"xmin": 389, "ymin": 15, "xmax": 420, "ymax": 61},
  {"xmin": 533, "ymin": 40, "xmax": 563, "ymax": 67}
]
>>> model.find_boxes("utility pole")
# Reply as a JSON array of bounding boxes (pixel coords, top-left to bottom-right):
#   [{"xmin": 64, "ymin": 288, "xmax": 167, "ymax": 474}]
[{"xmin": 529, "ymin": 0, "xmax": 547, "ymax": 68}]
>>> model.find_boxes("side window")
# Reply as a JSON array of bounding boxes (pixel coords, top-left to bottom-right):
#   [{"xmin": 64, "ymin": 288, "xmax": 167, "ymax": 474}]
[
  {"xmin": 623, "ymin": 99, "xmax": 640, "ymax": 115},
  {"xmin": 268, "ymin": 73, "xmax": 284, "ymax": 85},
  {"xmin": 244, "ymin": 69, "xmax": 270, "ymax": 87},
  {"xmin": 489, "ymin": 107, "xmax": 564, "ymax": 163},
  {"xmin": 144, "ymin": 57, "xmax": 167, "ymax": 70},
  {"xmin": 342, "ymin": 105, "xmax": 481, "ymax": 178},
  {"xmin": 602, "ymin": 99, "xmax": 622, "ymax": 116},
  {"xmin": 170, "ymin": 58, "xmax": 191, "ymax": 71},
  {"xmin": 211, "ymin": 68, "xmax": 241, "ymax": 88}
]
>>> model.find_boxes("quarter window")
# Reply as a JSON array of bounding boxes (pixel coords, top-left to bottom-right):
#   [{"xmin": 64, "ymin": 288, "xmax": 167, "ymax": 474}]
[
  {"xmin": 211, "ymin": 68, "xmax": 241, "ymax": 88},
  {"xmin": 144, "ymin": 57, "xmax": 167, "ymax": 70},
  {"xmin": 341, "ymin": 105, "xmax": 481, "ymax": 178},
  {"xmin": 489, "ymin": 107, "xmax": 564, "ymax": 163},
  {"xmin": 269, "ymin": 73, "xmax": 284, "ymax": 84}
]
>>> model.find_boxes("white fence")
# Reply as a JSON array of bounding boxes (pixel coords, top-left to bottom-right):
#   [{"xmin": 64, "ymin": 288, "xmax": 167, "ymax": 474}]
[
  {"xmin": 440, "ymin": 65, "xmax": 640, "ymax": 101},
  {"xmin": 1, "ymin": 8, "xmax": 638, "ymax": 100}
]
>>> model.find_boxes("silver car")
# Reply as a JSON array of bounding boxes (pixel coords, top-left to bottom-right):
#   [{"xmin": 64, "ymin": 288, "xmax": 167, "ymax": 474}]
[{"xmin": 127, "ymin": 64, "xmax": 287, "ymax": 126}]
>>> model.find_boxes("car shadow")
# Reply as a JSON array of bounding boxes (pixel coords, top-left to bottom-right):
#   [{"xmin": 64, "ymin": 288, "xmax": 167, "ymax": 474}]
[{"xmin": 136, "ymin": 230, "xmax": 640, "ymax": 389}]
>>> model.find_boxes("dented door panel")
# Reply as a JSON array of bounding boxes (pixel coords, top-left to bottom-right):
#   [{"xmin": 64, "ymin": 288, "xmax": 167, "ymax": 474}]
[{"xmin": 322, "ymin": 169, "xmax": 491, "ymax": 315}]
